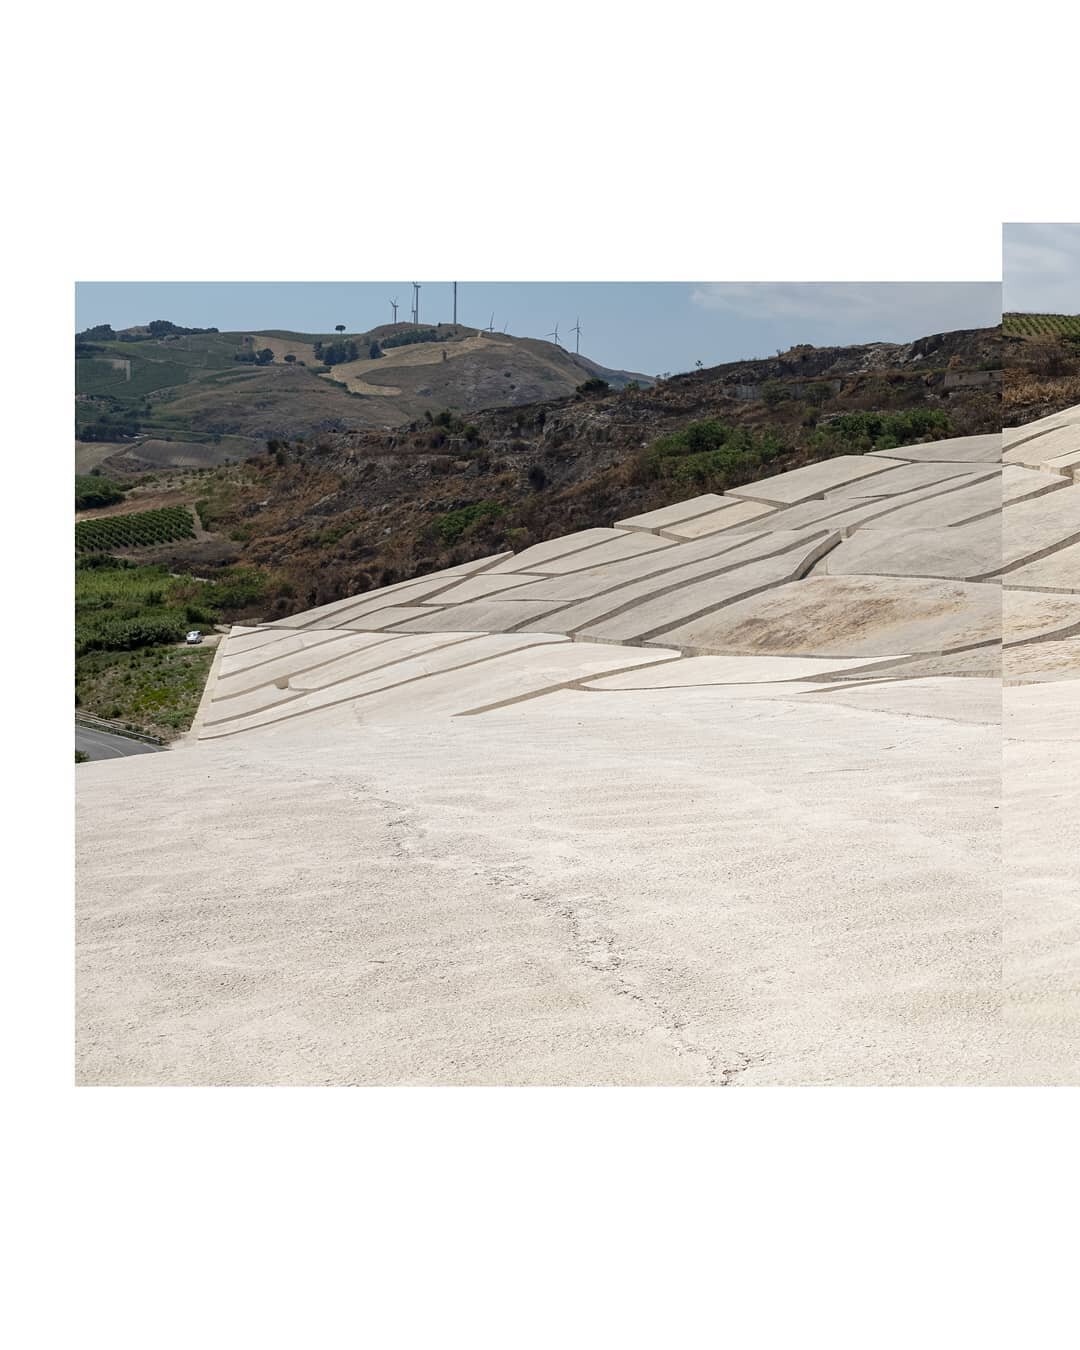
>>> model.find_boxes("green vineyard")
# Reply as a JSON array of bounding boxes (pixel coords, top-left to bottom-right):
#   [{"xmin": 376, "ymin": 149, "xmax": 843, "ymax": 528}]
[
  {"xmin": 76, "ymin": 506, "xmax": 196, "ymax": 553},
  {"xmin": 1004, "ymin": 313, "xmax": 1080, "ymax": 337}
]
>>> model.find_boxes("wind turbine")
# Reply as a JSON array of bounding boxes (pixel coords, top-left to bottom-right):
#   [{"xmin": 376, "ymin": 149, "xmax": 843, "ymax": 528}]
[
  {"xmin": 412, "ymin": 282, "xmax": 421, "ymax": 325},
  {"xmin": 571, "ymin": 317, "xmax": 582, "ymax": 354},
  {"xmin": 390, "ymin": 297, "xmax": 399, "ymax": 323},
  {"xmin": 546, "ymin": 322, "xmax": 562, "ymax": 347},
  {"xmin": 487, "ymin": 313, "xmax": 496, "ymax": 333}
]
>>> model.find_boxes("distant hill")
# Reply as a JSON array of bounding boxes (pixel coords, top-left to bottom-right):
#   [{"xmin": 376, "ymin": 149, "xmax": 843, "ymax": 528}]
[{"xmin": 75, "ymin": 322, "xmax": 651, "ymax": 471}]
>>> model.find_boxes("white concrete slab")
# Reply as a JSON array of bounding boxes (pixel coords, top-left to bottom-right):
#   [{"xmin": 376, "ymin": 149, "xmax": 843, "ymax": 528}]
[
  {"xmin": 1000, "ymin": 540, "xmax": 1080, "ymax": 594},
  {"xmin": 417, "ymin": 571, "xmax": 548, "ymax": 603},
  {"xmin": 575, "ymin": 534, "xmax": 838, "ymax": 645},
  {"xmin": 650, "ymin": 576, "xmax": 1002, "ymax": 657},
  {"xmin": 658, "ymin": 499, "xmax": 777, "ymax": 538},
  {"xmin": 725, "ymin": 454, "xmax": 905, "ymax": 506},
  {"xmin": 389, "ymin": 598, "xmax": 567, "ymax": 634},
  {"xmin": 823, "ymin": 462, "xmax": 994, "ymax": 498},
  {"xmin": 613, "ymin": 494, "xmax": 729, "ymax": 533},
  {"xmin": 867, "ymin": 433, "xmax": 1001, "ymax": 464},
  {"xmin": 1001, "ymin": 465, "xmax": 1071, "ymax": 505},
  {"xmin": 485, "ymin": 528, "xmax": 655, "ymax": 573},
  {"xmin": 199, "ymin": 635, "xmax": 560, "ymax": 738},
  {"xmin": 516, "ymin": 533, "xmax": 837, "ymax": 638},
  {"xmin": 853, "ymin": 477, "xmax": 1000, "ymax": 530},
  {"xmin": 497, "ymin": 527, "xmax": 785, "ymax": 604},
  {"xmin": 582, "ymin": 653, "xmax": 908, "ymax": 688},
  {"xmin": 822, "ymin": 516, "xmax": 1001, "ymax": 583},
  {"xmin": 998, "ymin": 484, "xmax": 1080, "ymax": 574}
]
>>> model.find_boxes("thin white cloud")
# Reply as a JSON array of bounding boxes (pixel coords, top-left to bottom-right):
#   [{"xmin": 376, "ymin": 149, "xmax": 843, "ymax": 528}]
[
  {"xmin": 689, "ymin": 282, "xmax": 999, "ymax": 342},
  {"xmin": 1004, "ymin": 223, "xmax": 1080, "ymax": 313}
]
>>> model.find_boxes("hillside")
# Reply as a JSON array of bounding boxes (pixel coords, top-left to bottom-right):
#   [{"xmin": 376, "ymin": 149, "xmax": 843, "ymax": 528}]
[
  {"xmin": 75, "ymin": 321, "xmax": 650, "ymax": 471},
  {"xmin": 1003, "ymin": 313, "xmax": 1080, "ymax": 423},
  {"xmin": 80, "ymin": 325, "xmax": 1001, "ymax": 622}
]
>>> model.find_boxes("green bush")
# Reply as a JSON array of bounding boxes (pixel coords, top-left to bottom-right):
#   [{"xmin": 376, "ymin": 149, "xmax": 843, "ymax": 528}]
[
  {"xmin": 75, "ymin": 475, "xmax": 126, "ymax": 510},
  {"xmin": 433, "ymin": 500, "xmax": 504, "ymax": 545},
  {"xmin": 812, "ymin": 408, "xmax": 950, "ymax": 454},
  {"xmin": 641, "ymin": 420, "xmax": 785, "ymax": 488}
]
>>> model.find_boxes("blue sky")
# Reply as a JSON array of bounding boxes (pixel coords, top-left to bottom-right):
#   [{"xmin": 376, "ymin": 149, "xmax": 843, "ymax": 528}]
[
  {"xmin": 75, "ymin": 281, "xmax": 999, "ymax": 377},
  {"xmin": 1004, "ymin": 224, "xmax": 1080, "ymax": 313}
]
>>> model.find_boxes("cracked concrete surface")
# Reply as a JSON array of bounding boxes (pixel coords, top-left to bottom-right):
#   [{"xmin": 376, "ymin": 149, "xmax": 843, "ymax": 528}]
[{"xmin": 76, "ymin": 426, "xmax": 1080, "ymax": 1085}]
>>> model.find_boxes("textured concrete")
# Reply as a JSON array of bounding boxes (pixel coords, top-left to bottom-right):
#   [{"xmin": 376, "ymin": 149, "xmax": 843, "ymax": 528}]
[
  {"xmin": 823, "ymin": 461, "xmax": 994, "ymax": 498},
  {"xmin": 658, "ymin": 499, "xmax": 777, "ymax": 538},
  {"xmin": 1001, "ymin": 465, "xmax": 1070, "ymax": 505},
  {"xmin": 653, "ymin": 576, "xmax": 1000, "ymax": 657},
  {"xmin": 486, "ymin": 528, "xmax": 669, "ymax": 573},
  {"xmin": 821, "ymin": 515, "xmax": 1000, "ymax": 582},
  {"xmin": 75, "ymin": 421, "xmax": 1080, "ymax": 1087},
  {"xmin": 78, "ymin": 679, "xmax": 1007, "ymax": 1086},
  {"xmin": 614, "ymin": 494, "xmax": 729, "ymax": 533},
  {"xmin": 999, "ymin": 485, "xmax": 1080, "ymax": 574},
  {"xmin": 853, "ymin": 477, "xmax": 1000, "ymax": 530},
  {"xmin": 726, "ymin": 454, "xmax": 904, "ymax": 505},
  {"xmin": 1002, "ymin": 540, "xmax": 1080, "ymax": 593},
  {"xmin": 868, "ymin": 433, "xmax": 1001, "ymax": 463},
  {"xmin": 1004, "ymin": 680, "xmax": 1080, "ymax": 1080}
]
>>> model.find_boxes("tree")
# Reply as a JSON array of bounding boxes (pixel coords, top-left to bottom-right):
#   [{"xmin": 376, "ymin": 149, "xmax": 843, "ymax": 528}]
[
  {"xmin": 256, "ymin": 348, "xmax": 274, "ymax": 365},
  {"xmin": 335, "ymin": 324, "xmax": 346, "ymax": 337},
  {"xmin": 284, "ymin": 353, "xmax": 296, "ymax": 364},
  {"xmin": 369, "ymin": 341, "xmax": 382, "ymax": 359}
]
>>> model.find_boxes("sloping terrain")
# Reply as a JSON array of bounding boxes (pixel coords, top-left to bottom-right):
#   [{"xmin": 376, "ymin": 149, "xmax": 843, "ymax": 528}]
[
  {"xmin": 76, "ymin": 424, "xmax": 1080, "ymax": 1086},
  {"xmin": 76, "ymin": 323, "xmax": 651, "ymax": 469},
  {"xmin": 95, "ymin": 326, "xmax": 1000, "ymax": 617}
]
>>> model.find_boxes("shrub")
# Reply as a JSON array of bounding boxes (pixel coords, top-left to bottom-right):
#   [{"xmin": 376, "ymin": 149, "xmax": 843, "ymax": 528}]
[
  {"xmin": 813, "ymin": 408, "xmax": 950, "ymax": 454},
  {"xmin": 639, "ymin": 420, "xmax": 786, "ymax": 489},
  {"xmin": 433, "ymin": 500, "xmax": 504, "ymax": 545},
  {"xmin": 576, "ymin": 377, "xmax": 609, "ymax": 395},
  {"xmin": 75, "ymin": 475, "xmax": 126, "ymax": 510}
]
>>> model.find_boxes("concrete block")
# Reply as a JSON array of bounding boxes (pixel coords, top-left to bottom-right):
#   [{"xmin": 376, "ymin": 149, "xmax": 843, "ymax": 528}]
[
  {"xmin": 1000, "ymin": 540, "xmax": 1080, "ymax": 594},
  {"xmin": 867, "ymin": 433, "xmax": 1001, "ymax": 463},
  {"xmin": 999, "ymin": 484, "xmax": 1080, "ymax": 575},
  {"xmin": 658, "ymin": 499, "xmax": 777, "ymax": 538},
  {"xmin": 614, "ymin": 494, "xmax": 729, "ymax": 533},
  {"xmin": 649, "ymin": 576, "xmax": 1002, "ymax": 656},
  {"xmin": 1002, "ymin": 465, "xmax": 1071, "ymax": 505},
  {"xmin": 486, "ymin": 528, "xmax": 661, "ymax": 573},
  {"xmin": 823, "ymin": 462, "xmax": 994, "ymax": 498},
  {"xmin": 853, "ymin": 477, "xmax": 1000, "ymax": 530},
  {"xmin": 575, "ymin": 534, "xmax": 838, "ymax": 645},
  {"xmin": 822, "ymin": 515, "xmax": 1001, "ymax": 582},
  {"xmin": 513, "ymin": 532, "xmax": 835, "ymax": 638},
  {"xmin": 725, "ymin": 454, "xmax": 905, "ymax": 506}
]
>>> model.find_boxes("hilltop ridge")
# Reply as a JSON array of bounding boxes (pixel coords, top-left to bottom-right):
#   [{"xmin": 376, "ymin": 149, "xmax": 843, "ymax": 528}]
[{"xmin": 75, "ymin": 321, "xmax": 651, "ymax": 471}]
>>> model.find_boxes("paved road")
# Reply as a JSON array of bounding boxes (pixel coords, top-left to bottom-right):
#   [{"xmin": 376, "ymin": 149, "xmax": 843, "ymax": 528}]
[{"xmin": 76, "ymin": 726, "xmax": 163, "ymax": 762}]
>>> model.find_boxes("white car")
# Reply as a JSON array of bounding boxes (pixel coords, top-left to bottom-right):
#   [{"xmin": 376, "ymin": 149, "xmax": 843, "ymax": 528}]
[{"xmin": 185, "ymin": 630, "xmax": 203, "ymax": 645}]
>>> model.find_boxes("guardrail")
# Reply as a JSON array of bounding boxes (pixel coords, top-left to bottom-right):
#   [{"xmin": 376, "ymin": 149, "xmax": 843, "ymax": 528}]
[{"xmin": 75, "ymin": 713, "xmax": 164, "ymax": 747}]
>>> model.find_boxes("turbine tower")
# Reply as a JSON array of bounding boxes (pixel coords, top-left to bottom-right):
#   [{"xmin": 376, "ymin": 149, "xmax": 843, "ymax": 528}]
[
  {"xmin": 412, "ymin": 282, "xmax": 421, "ymax": 325},
  {"xmin": 452, "ymin": 282, "xmax": 458, "ymax": 326},
  {"xmin": 545, "ymin": 322, "xmax": 561, "ymax": 348},
  {"xmin": 571, "ymin": 317, "xmax": 582, "ymax": 354},
  {"xmin": 487, "ymin": 313, "xmax": 496, "ymax": 333},
  {"xmin": 390, "ymin": 297, "xmax": 399, "ymax": 323}
]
